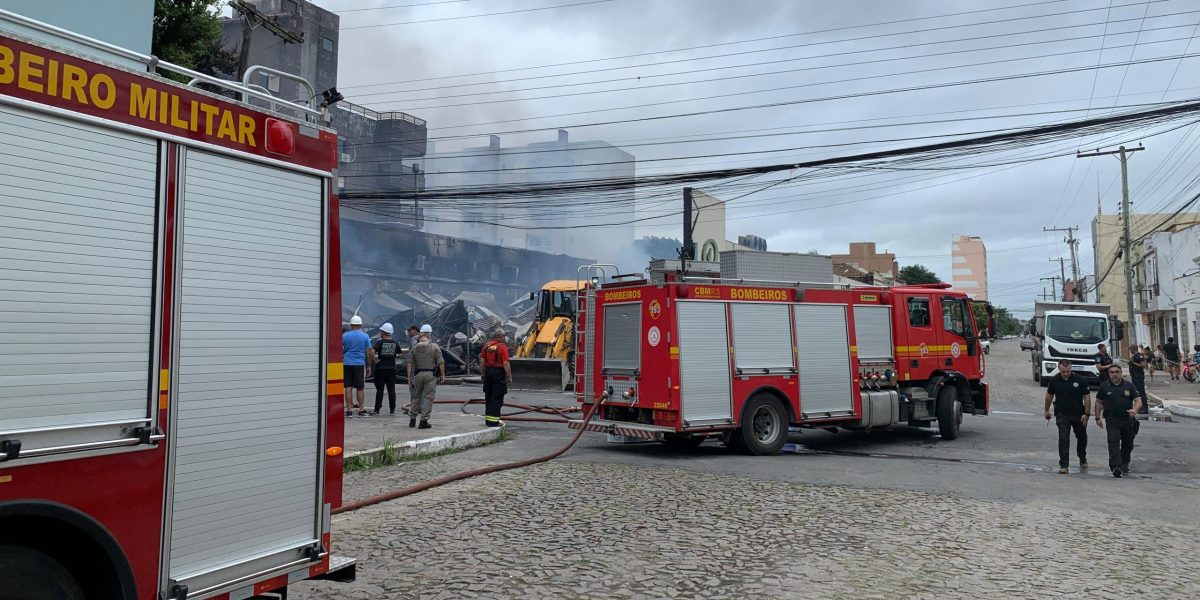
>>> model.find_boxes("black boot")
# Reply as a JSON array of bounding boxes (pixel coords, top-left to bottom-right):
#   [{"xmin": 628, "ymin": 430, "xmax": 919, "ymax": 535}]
[
  {"xmin": 409, "ymin": 418, "xmax": 417, "ymax": 428},
  {"xmin": 418, "ymin": 420, "xmax": 431, "ymax": 429}
]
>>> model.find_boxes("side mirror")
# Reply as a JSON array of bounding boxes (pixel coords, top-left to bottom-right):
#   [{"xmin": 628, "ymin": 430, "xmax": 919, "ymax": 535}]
[
  {"xmin": 1111, "ymin": 318, "xmax": 1125, "ymax": 342},
  {"xmin": 529, "ymin": 292, "xmax": 537, "ymax": 301}
]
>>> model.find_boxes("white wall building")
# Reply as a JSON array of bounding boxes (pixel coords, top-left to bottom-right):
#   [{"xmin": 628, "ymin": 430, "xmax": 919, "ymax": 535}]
[
  {"xmin": 423, "ymin": 130, "xmax": 635, "ymax": 261},
  {"xmin": 1136, "ymin": 224, "xmax": 1200, "ymax": 350}
]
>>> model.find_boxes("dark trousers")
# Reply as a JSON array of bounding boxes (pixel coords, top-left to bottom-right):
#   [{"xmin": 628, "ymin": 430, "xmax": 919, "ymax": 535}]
[
  {"xmin": 1055, "ymin": 415, "xmax": 1088, "ymax": 468},
  {"xmin": 1131, "ymin": 373, "xmax": 1148, "ymax": 414},
  {"xmin": 1106, "ymin": 417, "xmax": 1137, "ymax": 470},
  {"xmin": 482, "ymin": 367, "xmax": 507, "ymax": 424},
  {"xmin": 373, "ymin": 368, "xmax": 397, "ymax": 413}
]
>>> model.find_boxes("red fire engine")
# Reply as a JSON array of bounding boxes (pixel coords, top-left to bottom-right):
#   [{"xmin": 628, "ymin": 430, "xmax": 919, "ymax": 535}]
[
  {"xmin": 0, "ymin": 12, "xmax": 352, "ymax": 600},
  {"xmin": 570, "ymin": 264, "xmax": 993, "ymax": 455}
]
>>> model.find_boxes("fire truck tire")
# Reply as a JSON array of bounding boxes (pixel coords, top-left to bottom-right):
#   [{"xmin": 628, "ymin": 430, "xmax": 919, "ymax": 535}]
[
  {"xmin": 937, "ymin": 386, "xmax": 962, "ymax": 440},
  {"xmin": 0, "ymin": 546, "xmax": 85, "ymax": 600},
  {"xmin": 733, "ymin": 394, "xmax": 788, "ymax": 455}
]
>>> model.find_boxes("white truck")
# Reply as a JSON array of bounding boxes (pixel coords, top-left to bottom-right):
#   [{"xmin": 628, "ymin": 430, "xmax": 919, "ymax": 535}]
[{"xmin": 1030, "ymin": 301, "xmax": 1123, "ymax": 387}]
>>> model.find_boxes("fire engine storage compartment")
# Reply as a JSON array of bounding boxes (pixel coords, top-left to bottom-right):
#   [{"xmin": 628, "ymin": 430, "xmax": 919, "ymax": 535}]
[
  {"xmin": 793, "ymin": 304, "xmax": 855, "ymax": 418},
  {"xmin": 676, "ymin": 302, "xmax": 734, "ymax": 426},
  {"xmin": 165, "ymin": 149, "xmax": 326, "ymax": 593},
  {"xmin": 0, "ymin": 104, "xmax": 160, "ymax": 457}
]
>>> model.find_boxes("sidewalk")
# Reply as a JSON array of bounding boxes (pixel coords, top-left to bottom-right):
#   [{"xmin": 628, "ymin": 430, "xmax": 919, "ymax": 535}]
[
  {"xmin": 343, "ymin": 398, "xmax": 501, "ymax": 461},
  {"xmin": 1142, "ymin": 378, "xmax": 1200, "ymax": 420}
]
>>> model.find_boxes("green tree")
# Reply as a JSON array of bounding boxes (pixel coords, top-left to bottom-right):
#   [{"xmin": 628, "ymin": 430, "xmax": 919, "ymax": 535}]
[
  {"xmin": 152, "ymin": 0, "xmax": 236, "ymax": 82},
  {"xmin": 898, "ymin": 264, "xmax": 942, "ymax": 285}
]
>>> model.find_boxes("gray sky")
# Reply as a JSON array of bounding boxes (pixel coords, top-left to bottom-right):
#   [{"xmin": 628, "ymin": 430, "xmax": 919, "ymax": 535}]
[{"xmin": 318, "ymin": 0, "xmax": 1200, "ymax": 315}]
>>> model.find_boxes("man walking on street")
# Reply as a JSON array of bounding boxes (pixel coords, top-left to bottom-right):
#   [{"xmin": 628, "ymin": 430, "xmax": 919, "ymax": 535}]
[
  {"xmin": 1163, "ymin": 336, "xmax": 1181, "ymax": 381},
  {"xmin": 1095, "ymin": 364, "xmax": 1143, "ymax": 478},
  {"xmin": 1044, "ymin": 359, "xmax": 1090, "ymax": 474},
  {"xmin": 1093, "ymin": 343, "xmax": 1114, "ymax": 379},
  {"xmin": 1130, "ymin": 345, "xmax": 1150, "ymax": 416},
  {"xmin": 406, "ymin": 329, "xmax": 445, "ymax": 429},
  {"xmin": 480, "ymin": 328, "xmax": 513, "ymax": 428},
  {"xmin": 369, "ymin": 323, "xmax": 400, "ymax": 415},
  {"xmin": 342, "ymin": 315, "xmax": 371, "ymax": 418}
]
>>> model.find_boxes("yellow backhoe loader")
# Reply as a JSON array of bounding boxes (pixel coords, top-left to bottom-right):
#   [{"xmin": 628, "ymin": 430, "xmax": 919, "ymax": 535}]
[{"xmin": 510, "ymin": 280, "xmax": 587, "ymax": 390}]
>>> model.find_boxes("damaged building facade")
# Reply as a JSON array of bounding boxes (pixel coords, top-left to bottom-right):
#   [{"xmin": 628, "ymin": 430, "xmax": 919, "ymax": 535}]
[{"xmin": 220, "ymin": 0, "xmax": 594, "ymax": 345}]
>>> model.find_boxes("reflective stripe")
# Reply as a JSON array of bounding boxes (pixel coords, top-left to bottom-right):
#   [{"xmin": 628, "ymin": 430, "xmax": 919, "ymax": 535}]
[{"xmin": 484, "ymin": 416, "xmax": 501, "ymax": 422}]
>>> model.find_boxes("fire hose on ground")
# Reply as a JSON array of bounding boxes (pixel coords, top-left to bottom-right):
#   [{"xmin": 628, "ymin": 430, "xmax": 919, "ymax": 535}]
[{"xmin": 332, "ymin": 395, "xmax": 599, "ymax": 515}]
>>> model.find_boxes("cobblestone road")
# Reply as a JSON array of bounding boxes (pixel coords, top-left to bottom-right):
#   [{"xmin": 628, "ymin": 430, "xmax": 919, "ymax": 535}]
[
  {"xmin": 297, "ymin": 461, "xmax": 1198, "ymax": 599},
  {"xmin": 293, "ymin": 341, "xmax": 1200, "ymax": 598}
]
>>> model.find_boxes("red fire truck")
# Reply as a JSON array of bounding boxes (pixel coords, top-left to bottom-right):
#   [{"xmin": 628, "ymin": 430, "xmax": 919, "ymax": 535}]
[
  {"xmin": 0, "ymin": 12, "xmax": 352, "ymax": 600},
  {"xmin": 570, "ymin": 264, "xmax": 993, "ymax": 455}
]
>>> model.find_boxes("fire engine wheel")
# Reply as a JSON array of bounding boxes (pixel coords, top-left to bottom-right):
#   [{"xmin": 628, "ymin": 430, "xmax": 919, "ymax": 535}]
[
  {"xmin": 937, "ymin": 386, "xmax": 962, "ymax": 440},
  {"xmin": 0, "ymin": 546, "xmax": 85, "ymax": 600},
  {"xmin": 732, "ymin": 395, "xmax": 788, "ymax": 455}
]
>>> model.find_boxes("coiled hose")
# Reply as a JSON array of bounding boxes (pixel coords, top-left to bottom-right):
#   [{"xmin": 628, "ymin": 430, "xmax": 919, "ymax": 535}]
[{"xmin": 332, "ymin": 395, "xmax": 598, "ymax": 515}]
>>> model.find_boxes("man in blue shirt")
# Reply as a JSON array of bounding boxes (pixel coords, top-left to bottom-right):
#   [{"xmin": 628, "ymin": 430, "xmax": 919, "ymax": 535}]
[{"xmin": 343, "ymin": 315, "xmax": 371, "ymax": 417}]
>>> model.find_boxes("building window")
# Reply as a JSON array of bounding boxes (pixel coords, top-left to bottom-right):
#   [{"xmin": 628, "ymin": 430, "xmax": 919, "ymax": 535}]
[
  {"xmin": 337, "ymin": 176, "xmax": 345, "ymax": 189},
  {"xmin": 908, "ymin": 298, "xmax": 930, "ymax": 327},
  {"xmin": 322, "ymin": 36, "xmax": 335, "ymax": 52}
]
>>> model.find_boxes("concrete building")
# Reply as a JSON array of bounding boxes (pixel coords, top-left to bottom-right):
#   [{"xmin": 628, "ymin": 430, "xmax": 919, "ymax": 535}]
[
  {"xmin": 951, "ymin": 235, "xmax": 988, "ymax": 300},
  {"xmin": 1091, "ymin": 213, "xmax": 1200, "ymax": 328},
  {"xmin": 423, "ymin": 131, "xmax": 636, "ymax": 262},
  {"xmin": 220, "ymin": 0, "xmax": 339, "ymax": 103},
  {"xmin": 1134, "ymin": 224, "xmax": 1200, "ymax": 349},
  {"xmin": 831, "ymin": 242, "xmax": 899, "ymax": 278}
]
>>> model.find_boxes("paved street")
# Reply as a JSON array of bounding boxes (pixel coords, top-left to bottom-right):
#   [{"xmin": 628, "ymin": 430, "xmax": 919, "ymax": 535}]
[{"xmin": 295, "ymin": 341, "xmax": 1200, "ymax": 599}]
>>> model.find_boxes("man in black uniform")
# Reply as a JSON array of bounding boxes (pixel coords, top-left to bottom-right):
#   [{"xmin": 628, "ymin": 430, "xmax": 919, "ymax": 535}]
[
  {"xmin": 1129, "ymin": 345, "xmax": 1149, "ymax": 417},
  {"xmin": 1163, "ymin": 336, "xmax": 1181, "ymax": 380},
  {"xmin": 369, "ymin": 323, "xmax": 400, "ymax": 415},
  {"xmin": 1095, "ymin": 364, "xmax": 1143, "ymax": 478},
  {"xmin": 1093, "ymin": 343, "xmax": 1114, "ymax": 381},
  {"xmin": 1044, "ymin": 359, "xmax": 1090, "ymax": 474}
]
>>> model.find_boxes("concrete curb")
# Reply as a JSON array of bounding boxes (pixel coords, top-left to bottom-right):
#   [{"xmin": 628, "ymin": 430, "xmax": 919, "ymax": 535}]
[
  {"xmin": 347, "ymin": 426, "xmax": 504, "ymax": 464},
  {"xmin": 1146, "ymin": 391, "xmax": 1200, "ymax": 420}
]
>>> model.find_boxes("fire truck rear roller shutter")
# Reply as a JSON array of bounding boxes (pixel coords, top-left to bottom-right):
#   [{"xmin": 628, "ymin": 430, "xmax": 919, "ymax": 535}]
[
  {"xmin": 602, "ymin": 302, "xmax": 641, "ymax": 371},
  {"xmin": 0, "ymin": 104, "xmax": 158, "ymax": 455},
  {"xmin": 794, "ymin": 304, "xmax": 854, "ymax": 415},
  {"xmin": 853, "ymin": 305, "xmax": 894, "ymax": 362},
  {"xmin": 730, "ymin": 302, "xmax": 794, "ymax": 372},
  {"xmin": 677, "ymin": 301, "xmax": 734, "ymax": 424},
  {"xmin": 167, "ymin": 149, "xmax": 323, "ymax": 592}
]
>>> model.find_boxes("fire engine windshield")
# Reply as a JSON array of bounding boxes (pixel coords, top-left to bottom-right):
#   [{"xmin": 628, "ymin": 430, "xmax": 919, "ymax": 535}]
[{"xmin": 1046, "ymin": 315, "xmax": 1108, "ymax": 344}]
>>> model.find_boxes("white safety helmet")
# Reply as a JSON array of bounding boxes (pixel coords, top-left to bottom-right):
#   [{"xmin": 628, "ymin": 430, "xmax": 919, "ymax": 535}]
[
  {"xmin": 349, "ymin": 315, "xmax": 363, "ymax": 326},
  {"xmin": 420, "ymin": 324, "xmax": 433, "ymax": 333},
  {"xmin": 380, "ymin": 323, "xmax": 394, "ymax": 335}
]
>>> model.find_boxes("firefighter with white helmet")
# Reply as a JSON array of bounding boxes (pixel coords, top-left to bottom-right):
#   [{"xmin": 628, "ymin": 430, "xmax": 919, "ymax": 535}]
[
  {"xmin": 369, "ymin": 323, "xmax": 400, "ymax": 415},
  {"xmin": 342, "ymin": 315, "xmax": 371, "ymax": 417},
  {"xmin": 406, "ymin": 326, "xmax": 445, "ymax": 429}
]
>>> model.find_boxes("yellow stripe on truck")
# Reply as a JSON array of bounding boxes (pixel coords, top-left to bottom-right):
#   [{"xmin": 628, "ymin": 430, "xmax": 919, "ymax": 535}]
[{"xmin": 327, "ymin": 362, "xmax": 344, "ymax": 381}]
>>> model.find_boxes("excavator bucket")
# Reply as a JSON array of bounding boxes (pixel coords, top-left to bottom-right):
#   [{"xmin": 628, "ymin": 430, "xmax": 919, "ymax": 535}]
[{"xmin": 509, "ymin": 357, "xmax": 571, "ymax": 391}]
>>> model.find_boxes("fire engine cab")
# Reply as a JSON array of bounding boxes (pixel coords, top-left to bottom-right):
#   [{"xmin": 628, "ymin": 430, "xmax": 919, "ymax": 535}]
[
  {"xmin": 570, "ymin": 263, "xmax": 993, "ymax": 455},
  {"xmin": 0, "ymin": 9, "xmax": 352, "ymax": 600}
]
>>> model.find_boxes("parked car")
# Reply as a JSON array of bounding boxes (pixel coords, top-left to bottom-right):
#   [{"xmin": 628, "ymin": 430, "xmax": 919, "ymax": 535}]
[
  {"xmin": 981, "ymin": 340, "xmax": 991, "ymax": 354},
  {"xmin": 1020, "ymin": 337, "xmax": 1037, "ymax": 351}
]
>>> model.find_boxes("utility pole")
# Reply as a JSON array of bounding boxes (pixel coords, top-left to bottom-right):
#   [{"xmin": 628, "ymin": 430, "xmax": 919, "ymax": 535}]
[
  {"xmin": 1044, "ymin": 226, "xmax": 1080, "ymax": 299},
  {"xmin": 1078, "ymin": 144, "xmax": 1145, "ymax": 349},
  {"xmin": 1040, "ymin": 276, "xmax": 1061, "ymax": 301},
  {"xmin": 1050, "ymin": 257, "xmax": 1067, "ymax": 300}
]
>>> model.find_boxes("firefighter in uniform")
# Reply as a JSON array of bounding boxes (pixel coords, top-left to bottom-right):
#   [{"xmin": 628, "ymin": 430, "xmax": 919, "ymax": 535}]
[
  {"xmin": 1095, "ymin": 364, "xmax": 1143, "ymax": 478},
  {"xmin": 480, "ymin": 328, "xmax": 512, "ymax": 427},
  {"xmin": 1044, "ymin": 358, "xmax": 1091, "ymax": 473},
  {"xmin": 369, "ymin": 323, "xmax": 400, "ymax": 415},
  {"xmin": 405, "ymin": 330, "xmax": 445, "ymax": 429}
]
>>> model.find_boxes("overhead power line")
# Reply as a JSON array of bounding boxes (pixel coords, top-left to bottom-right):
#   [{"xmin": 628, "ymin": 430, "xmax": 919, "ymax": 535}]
[{"xmin": 340, "ymin": 0, "xmax": 613, "ymax": 30}]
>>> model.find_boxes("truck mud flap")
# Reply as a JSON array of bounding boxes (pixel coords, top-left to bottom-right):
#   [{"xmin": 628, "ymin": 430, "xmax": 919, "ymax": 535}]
[{"xmin": 509, "ymin": 357, "xmax": 571, "ymax": 391}]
